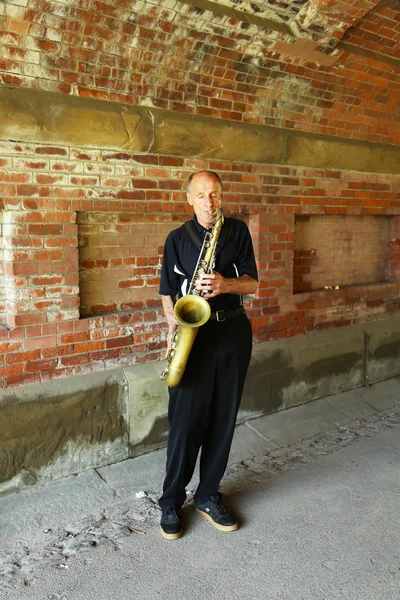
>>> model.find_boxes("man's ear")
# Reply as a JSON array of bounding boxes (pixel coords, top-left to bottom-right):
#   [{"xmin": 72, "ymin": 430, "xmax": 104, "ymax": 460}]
[{"xmin": 187, "ymin": 192, "xmax": 193, "ymax": 206}]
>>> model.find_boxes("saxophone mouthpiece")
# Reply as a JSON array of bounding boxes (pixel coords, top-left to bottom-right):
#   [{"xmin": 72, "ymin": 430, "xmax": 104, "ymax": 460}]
[{"xmin": 212, "ymin": 208, "xmax": 223, "ymax": 223}]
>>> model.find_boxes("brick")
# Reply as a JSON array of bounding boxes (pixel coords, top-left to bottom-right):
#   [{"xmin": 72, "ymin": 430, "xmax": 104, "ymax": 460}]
[
  {"xmin": 11, "ymin": 263, "xmax": 39, "ymax": 275},
  {"xmin": 24, "ymin": 359, "xmax": 58, "ymax": 372},
  {"xmin": 4, "ymin": 372, "xmax": 41, "ymax": 386},
  {"xmin": 5, "ymin": 349, "xmax": 41, "ymax": 364},
  {"xmin": 60, "ymin": 331, "xmax": 90, "ymax": 344},
  {"xmin": 35, "ymin": 147, "xmax": 67, "ymax": 156},
  {"xmin": 60, "ymin": 353, "xmax": 90, "ymax": 366},
  {"xmin": 366, "ymin": 299, "xmax": 385, "ymax": 307},
  {"xmin": 28, "ymin": 224, "xmax": 63, "ymax": 235},
  {"xmin": 74, "ymin": 341, "xmax": 105, "ymax": 353},
  {"xmin": 105, "ymin": 336, "xmax": 133, "ymax": 349},
  {"xmin": 13, "ymin": 313, "xmax": 47, "ymax": 326},
  {"xmin": 23, "ymin": 336, "xmax": 57, "ymax": 350}
]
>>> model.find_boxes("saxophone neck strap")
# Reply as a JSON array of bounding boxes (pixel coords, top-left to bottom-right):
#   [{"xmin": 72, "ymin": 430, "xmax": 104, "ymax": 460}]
[{"xmin": 184, "ymin": 219, "xmax": 234, "ymax": 253}]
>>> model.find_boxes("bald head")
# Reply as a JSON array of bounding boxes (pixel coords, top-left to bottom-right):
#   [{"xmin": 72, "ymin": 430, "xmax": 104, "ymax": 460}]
[{"xmin": 187, "ymin": 171, "xmax": 223, "ymax": 195}]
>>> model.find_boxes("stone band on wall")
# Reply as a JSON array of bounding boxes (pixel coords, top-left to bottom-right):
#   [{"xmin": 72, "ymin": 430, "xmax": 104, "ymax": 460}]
[{"xmin": 1, "ymin": 86, "xmax": 399, "ymax": 175}]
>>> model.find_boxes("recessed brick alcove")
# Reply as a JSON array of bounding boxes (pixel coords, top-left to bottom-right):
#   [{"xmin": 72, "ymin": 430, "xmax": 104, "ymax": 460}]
[
  {"xmin": 77, "ymin": 212, "xmax": 173, "ymax": 317},
  {"xmin": 294, "ymin": 215, "xmax": 391, "ymax": 294}
]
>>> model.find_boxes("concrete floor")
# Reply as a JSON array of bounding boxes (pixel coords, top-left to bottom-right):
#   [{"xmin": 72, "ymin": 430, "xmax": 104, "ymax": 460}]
[{"xmin": 1, "ymin": 377, "xmax": 400, "ymax": 600}]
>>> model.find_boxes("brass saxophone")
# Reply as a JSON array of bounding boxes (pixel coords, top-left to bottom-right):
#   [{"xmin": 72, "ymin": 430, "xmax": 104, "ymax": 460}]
[{"xmin": 160, "ymin": 209, "xmax": 224, "ymax": 387}]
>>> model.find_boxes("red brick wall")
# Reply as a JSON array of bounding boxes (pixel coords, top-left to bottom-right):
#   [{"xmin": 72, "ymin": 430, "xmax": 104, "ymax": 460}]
[
  {"xmin": 0, "ymin": 0, "xmax": 399, "ymax": 144},
  {"xmin": 342, "ymin": 0, "xmax": 400, "ymax": 62},
  {"xmin": 1, "ymin": 142, "xmax": 399, "ymax": 388},
  {"xmin": 0, "ymin": 0, "xmax": 400, "ymax": 389}
]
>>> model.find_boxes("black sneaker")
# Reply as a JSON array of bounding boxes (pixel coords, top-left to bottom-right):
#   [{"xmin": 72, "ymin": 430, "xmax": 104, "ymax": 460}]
[
  {"xmin": 195, "ymin": 496, "xmax": 238, "ymax": 532},
  {"xmin": 160, "ymin": 506, "xmax": 183, "ymax": 540}
]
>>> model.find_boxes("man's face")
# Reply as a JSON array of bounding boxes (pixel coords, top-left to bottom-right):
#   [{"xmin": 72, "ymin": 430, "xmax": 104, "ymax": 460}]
[{"xmin": 187, "ymin": 172, "xmax": 222, "ymax": 229}]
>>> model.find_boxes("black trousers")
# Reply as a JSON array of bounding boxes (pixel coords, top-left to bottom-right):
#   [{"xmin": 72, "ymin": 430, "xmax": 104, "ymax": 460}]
[{"xmin": 159, "ymin": 314, "xmax": 253, "ymax": 509}]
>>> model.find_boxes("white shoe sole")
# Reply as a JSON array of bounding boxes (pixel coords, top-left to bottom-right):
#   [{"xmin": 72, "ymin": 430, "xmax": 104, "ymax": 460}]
[{"xmin": 160, "ymin": 526, "xmax": 183, "ymax": 540}]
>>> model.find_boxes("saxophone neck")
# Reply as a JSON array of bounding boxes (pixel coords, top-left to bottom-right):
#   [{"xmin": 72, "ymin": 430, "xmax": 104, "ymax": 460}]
[
  {"xmin": 213, "ymin": 207, "xmax": 223, "ymax": 222},
  {"xmin": 210, "ymin": 208, "xmax": 224, "ymax": 233},
  {"xmin": 187, "ymin": 208, "xmax": 224, "ymax": 296}
]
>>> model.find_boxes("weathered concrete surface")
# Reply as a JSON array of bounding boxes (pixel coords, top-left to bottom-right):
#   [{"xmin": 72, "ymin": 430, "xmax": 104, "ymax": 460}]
[
  {"xmin": 365, "ymin": 316, "xmax": 400, "ymax": 384},
  {"xmin": 0, "ymin": 86, "xmax": 153, "ymax": 151},
  {"xmin": 1, "ymin": 86, "xmax": 400, "ymax": 174},
  {"xmin": 0, "ymin": 378, "xmax": 399, "ymax": 598},
  {"xmin": 124, "ymin": 361, "xmax": 169, "ymax": 458},
  {"xmin": 151, "ymin": 108, "xmax": 287, "ymax": 163},
  {"xmin": 1, "ymin": 317, "xmax": 399, "ymax": 496},
  {"xmin": 0, "ymin": 370, "xmax": 129, "ymax": 496},
  {"xmin": 240, "ymin": 324, "xmax": 365, "ymax": 420},
  {"xmin": 0, "ymin": 469, "xmax": 116, "ymax": 540},
  {"xmin": 285, "ymin": 131, "xmax": 399, "ymax": 173}
]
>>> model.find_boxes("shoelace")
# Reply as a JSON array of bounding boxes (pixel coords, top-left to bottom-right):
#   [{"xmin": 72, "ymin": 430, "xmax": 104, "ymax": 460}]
[
  {"xmin": 208, "ymin": 497, "xmax": 228, "ymax": 516},
  {"xmin": 209, "ymin": 494, "xmax": 222, "ymax": 504},
  {"xmin": 162, "ymin": 507, "xmax": 179, "ymax": 521}
]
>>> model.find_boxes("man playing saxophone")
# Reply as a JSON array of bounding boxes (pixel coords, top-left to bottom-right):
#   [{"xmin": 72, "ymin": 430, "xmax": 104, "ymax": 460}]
[{"xmin": 158, "ymin": 170, "xmax": 258, "ymax": 539}]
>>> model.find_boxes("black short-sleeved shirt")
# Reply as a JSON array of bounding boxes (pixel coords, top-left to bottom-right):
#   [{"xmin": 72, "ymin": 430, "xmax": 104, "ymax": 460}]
[{"xmin": 159, "ymin": 214, "xmax": 258, "ymax": 312}]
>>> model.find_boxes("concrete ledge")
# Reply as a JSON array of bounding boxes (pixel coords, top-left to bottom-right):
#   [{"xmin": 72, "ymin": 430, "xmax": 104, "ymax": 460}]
[
  {"xmin": 0, "ymin": 370, "xmax": 129, "ymax": 495},
  {"xmin": 240, "ymin": 324, "xmax": 365, "ymax": 422},
  {"xmin": 123, "ymin": 361, "xmax": 169, "ymax": 458},
  {"xmin": 365, "ymin": 316, "xmax": 400, "ymax": 384},
  {"xmin": 1, "ymin": 86, "xmax": 400, "ymax": 174},
  {"xmin": 1, "ymin": 316, "xmax": 399, "ymax": 495}
]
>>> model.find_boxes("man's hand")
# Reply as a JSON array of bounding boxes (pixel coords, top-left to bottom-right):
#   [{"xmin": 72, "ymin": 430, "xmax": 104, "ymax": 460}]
[
  {"xmin": 167, "ymin": 322, "xmax": 179, "ymax": 348},
  {"xmin": 161, "ymin": 295, "xmax": 179, "ymax": 350},
  {"xmin": 195, "ymin": 271, "xmax": 226, "ymax": 299},
  {"xmin": 195, "ymin": 272, "xmax": 258, "ymax": 299}
]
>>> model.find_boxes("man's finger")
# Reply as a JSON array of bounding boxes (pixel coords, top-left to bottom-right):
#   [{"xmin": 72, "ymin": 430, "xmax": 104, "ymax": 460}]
[{"xmin": 200, "ymin": 274, "xmax": 214, "ymax": 281}]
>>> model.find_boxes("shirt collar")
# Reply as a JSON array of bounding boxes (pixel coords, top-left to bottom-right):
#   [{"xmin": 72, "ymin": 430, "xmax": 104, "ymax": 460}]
[{"xmin": 192, "ymin": 213, "xmax": 209, "ymax": 233}]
